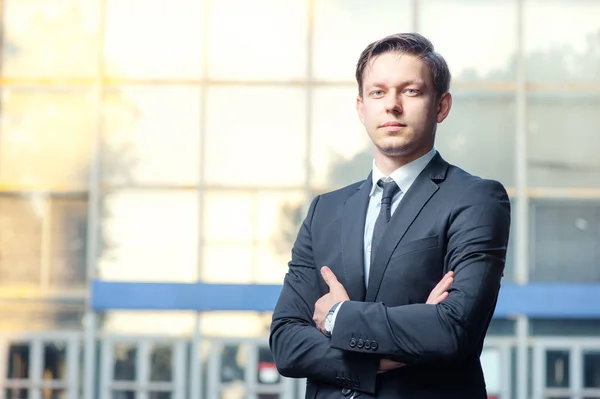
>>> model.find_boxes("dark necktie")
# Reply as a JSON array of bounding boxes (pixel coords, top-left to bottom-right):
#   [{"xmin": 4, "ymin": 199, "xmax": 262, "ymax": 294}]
[{"xmin": 370, "ymin": 178, "xmax": 400, "ymax": 266}]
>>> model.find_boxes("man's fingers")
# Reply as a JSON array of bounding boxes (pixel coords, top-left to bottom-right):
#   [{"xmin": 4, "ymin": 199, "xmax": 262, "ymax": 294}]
[
  {"xmin": 426, "ymin": 271, "xmax": 454, "ymax": 305},
  {"xmin": 321, "ymin": 266, "xmax": 340, "ymax": 288}
]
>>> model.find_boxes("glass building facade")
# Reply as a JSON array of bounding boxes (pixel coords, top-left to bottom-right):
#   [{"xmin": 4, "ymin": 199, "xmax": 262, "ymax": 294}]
[{"xmin": 1, "ymin": 0, "xmax": 600, "ymax": 398}]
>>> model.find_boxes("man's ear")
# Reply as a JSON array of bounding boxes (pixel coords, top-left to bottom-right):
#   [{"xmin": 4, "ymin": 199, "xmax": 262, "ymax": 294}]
[{"xmin": 436, "ymin": 92, "xmax": 452, "ymax": 123}]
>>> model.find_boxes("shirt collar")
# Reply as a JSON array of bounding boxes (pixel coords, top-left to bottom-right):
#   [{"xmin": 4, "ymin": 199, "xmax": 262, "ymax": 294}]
[{"xmin": 370, "ymin": 147, "xmax": 437, "ymax": 196}]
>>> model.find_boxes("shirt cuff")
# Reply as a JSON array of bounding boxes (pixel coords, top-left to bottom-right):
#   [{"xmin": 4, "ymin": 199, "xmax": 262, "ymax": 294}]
[{"xmin": 329, "ymin": 302, "xmax": 343, "ymax": 334}]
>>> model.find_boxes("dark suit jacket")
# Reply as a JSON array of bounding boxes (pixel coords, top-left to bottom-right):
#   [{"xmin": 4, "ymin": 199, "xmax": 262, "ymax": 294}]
[{"xmin": 269, "ymin": 152, "xmax": 511, "ymax": 399}]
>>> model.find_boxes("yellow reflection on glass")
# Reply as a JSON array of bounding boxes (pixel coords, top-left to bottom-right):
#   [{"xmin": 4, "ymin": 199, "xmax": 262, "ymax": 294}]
[
  {"xmin": 205, "ymin": 86, "xmax": 307, "ymax": 187},
  {"xmin": 102, "ymin": 86, "xmax": 201, "ymax": 186},
  {"xmin": 0, "ymin": 90, "xmax": 93, "ymax": 191},
  {"xmin": 208, "ymin": 0, "xmax": 307, "ymax": 80},
  {"xmin": 98, "ymin": 190, "xmax": 198, "ymax": 282},
  {"xmin": 104, "ymin": 0, "xmax": 204, "ymax": 78},
  {"xmin": 313, "ymin": 0, "xmax": 411, "ymax": 81},
  {"xmin": 2, "ymin": 0, "xmax": 99, "ymax": 77}
]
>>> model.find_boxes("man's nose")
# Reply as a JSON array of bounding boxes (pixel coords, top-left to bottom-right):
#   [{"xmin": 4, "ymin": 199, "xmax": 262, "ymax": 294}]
[{"xmin": 384, "ymin": 96, "xmax": 402, "ymax": 113}]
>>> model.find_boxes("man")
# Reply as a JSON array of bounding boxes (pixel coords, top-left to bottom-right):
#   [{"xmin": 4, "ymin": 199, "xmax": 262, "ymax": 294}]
[{"xmin": 269, "ymin": 33, "xmax": 511, "ymax": 398}]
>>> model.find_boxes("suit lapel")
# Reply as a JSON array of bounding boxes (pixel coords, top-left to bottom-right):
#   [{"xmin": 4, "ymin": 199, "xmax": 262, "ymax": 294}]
[
  {"xmin": 365, "ymin": 153, "xmax": 449, "ymax": 302},
  {"xmin": 341, "ymin": 174, "xmax": 371, "ymax": 301}
]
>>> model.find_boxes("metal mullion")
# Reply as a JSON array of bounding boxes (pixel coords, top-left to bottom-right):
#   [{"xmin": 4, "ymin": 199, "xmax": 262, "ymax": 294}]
[
  {"xmin": 29, "ymin": 340, "xmax": 42, "ymax": 399},
  {"xmin": 66, "ymin": 336, "xmax": 79, "ymax": 399},
  {"xmin": 137, "ymin": 341, "xmax": 149, "ymax": 399}
]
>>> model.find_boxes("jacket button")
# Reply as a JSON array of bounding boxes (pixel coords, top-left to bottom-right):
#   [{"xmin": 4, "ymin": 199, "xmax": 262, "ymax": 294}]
[
  {"xmin": 364, "ymin": 340, "xmax": 371, "ymax": 349},
  {"xmin": 349, "ymin": 338, "xmax": 357, "ymax": 348},
  {"xmin": 357, "ymin": 339, "xmax": 364, "ymax": 348},
  {"xmin": 371, "ymin": 340, "xmax": 378, "ymax": 350}
]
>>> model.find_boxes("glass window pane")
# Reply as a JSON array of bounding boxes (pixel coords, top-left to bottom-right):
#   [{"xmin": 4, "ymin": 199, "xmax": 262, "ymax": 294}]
[
  {"xmin": 200, "ymin": 312, "xmax": 268, "ymax": 337},
  {"xmin": 527, "ymin": 93, "xmax": 600, "ymax": 187},
  {"xmin": 435, "ymin": 91, "xmax": 516, "ymax": 187},
  {"xmin": 203, "ymin": 190, "xmax": 303, "ymax": 284},
  {"xmin": 205, "ymin": 87, "xmax": 306, "ymax": 186},
  {"xmin": 202, "ymin": 244, "xmax": 253, "ymax": 283},
  {"xmin": 420, "ymin": 0, "xmax": 517, "ymax": 82},
  {"xmin": 5, "ymin": 388, "xmax": 29, "ymax": 399},
  {"xmin": 208, "ymin": 0, "xmax": 307, "ymax": 80},
  {"xmin": 525, "ymin": 0, "xmax": 600, "ymax": 83},
  {"xmin": 98, "ymin": 190, "xmax": 198, "ymax": 282},
  {"xmin": 7, "ymin": 343, "xmax": 30, "ymax": 379},
  {"xmin": 2, "ymin": 0, "xmax": 99, "ymax": 78},
  {"xmin": 113, "ymin": 343, "xmax": 136, "ymax": 381},
  {"xmin": 0, "ymin": 90, "xmax": 93, "ymax": 190},
  {"xmin": 104, "ymin": 0, "xmax": 203, "ymax": 79},
  {"xmin": 531, "ymin": 201, "xmax": 600, "ymax": 283},
  {"xmin": 546, "ymin": 350, "xmax": 570, "ymax": 388},
  {"xmin": 112, "ymin": 392, "xmax": 135, "ymax": 399},
  {"xmin": 584, "ymin": 351, "xmax": 600, "ymax": 388},
  {"xmin": 148, "ymin": 393, "xmax": 171, "ymax": 399},
  {"xmin": 311, "ymin": 87, "xmax": 372, "ymax": 190},
  {"xmin": 313, "ymin": 0, "xmax": 412, "ymax": 81},
  {"xmin": 102, "ymin": 87, "xmax": 201, "ymax": 186},
  {"xmin": 149, "ymin": 345, "xmax": 172, "ymax": 382},
  {"xmin": 0, "ymin": 196, "xmax": 42, "ymax": 286},
  {"xmin": 43, "ymin": 342, "xmax": 67, "ymax": 381},
  {"xmin": 49, "ymin": 198, "xmax": 87, "ymax": 289}
]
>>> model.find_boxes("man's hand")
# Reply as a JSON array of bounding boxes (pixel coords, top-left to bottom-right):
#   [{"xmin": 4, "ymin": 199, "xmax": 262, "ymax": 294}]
[
  {"xmin": 379, "ymin": 270, "xmax": 455, "ymax": 372},
  {"xmin": 313, "ymin": 266, "xmax": 350, "ymax": 335}
]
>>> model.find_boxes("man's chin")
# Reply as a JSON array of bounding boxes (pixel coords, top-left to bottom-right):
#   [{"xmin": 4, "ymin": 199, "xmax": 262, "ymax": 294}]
[{"xmin": 376, "ymin": 143, "xmax": 410, "ymax": 157}]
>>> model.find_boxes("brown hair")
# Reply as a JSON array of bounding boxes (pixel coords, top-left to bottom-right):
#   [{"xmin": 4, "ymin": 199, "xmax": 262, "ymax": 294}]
[{"xmin": 355, "ymin": 33, "xmax": 451, "ymax": 98}]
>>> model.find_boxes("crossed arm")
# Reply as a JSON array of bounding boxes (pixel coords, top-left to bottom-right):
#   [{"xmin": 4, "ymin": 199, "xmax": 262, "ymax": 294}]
[{"xmin": 269, "ymin": 179, "xmax": 510, "ymax": 394}]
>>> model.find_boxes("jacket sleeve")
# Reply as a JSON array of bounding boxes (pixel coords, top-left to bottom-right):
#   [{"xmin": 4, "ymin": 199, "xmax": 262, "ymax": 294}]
[
  {"xmin": 329, "ymin": 179, "xmax": 511, "ymax": 364},
  {"xmin": 269, "ymin": 195, "xmax": 380, "ymax": 395}
]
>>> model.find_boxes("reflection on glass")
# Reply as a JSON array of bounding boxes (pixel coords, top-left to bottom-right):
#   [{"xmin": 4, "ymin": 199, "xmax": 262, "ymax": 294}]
[
  {"xmin": 5, "ymin": 388, "xmax": 29, "ymax": 399},
  {"xmin": 7, "ymin": 343, "xmax": 30, "ymax": 378},
  {"xmin": 208, "ymin": 0, "xmax": 306, "ymax": 80},
  {"xmin": 2, "ymin": 0, "xmax": 98, "ymax": 77},
  {"xmin": 220, "ymin": 344, "xmax": 245, "ymax": 383},
  {"xmin": 98, "ymin": 190, "xmax": 198, "ymax": 282},
  {"xmin": 532, "ymin": 201, "xmax": 600, "ymax": 283},
  {"xmin": 102, "ymin": 87, "xmax": 201, "ymax": 186},
  {"xmin": 49, "ymin": 198, "xmax": 87, "ymax": 288},
  {"xmin": 527, "ymin": 94, "xmax": 600, "ymax": 187},
  {"xmin": 43, "ymin": 342, "xmax": 67, "ymax": 380},
  {"xmin": 148, "ymin": 393, "xmax": 171, "ymax": 399},
  {"xmin": 0, "ymin": 197, "xmax": 42, "ymax": 286},
  {"xmin": 113, "ymin": 343, "xmax": 137, "ymax": 381},
  {"xmin": 104, "ymin": 0, "xmax": 203, "ymax": 78},
  {"xmin": 41, "ymin": 390, "xmax": 65, "ymax": 399},
  {"xmin": 205, "ymin": 87, "xmax": 306, "ymax": 187},
  {"xmin": 112, "ymin": 391, "xmax": 135, "ymax": 399},
  {"xmin": 525, "ymin": 0, "xmax": 600, "ymax": 82},
  {"xmin": 584, "ymin": 352, "xmax": 600, "ymax": 388},
  {"xmin": 313, "ymin": 0, "xmax": 411, "ymax": 81},
  {"xmin": 436, "ymin": 92, "xmax": 516, "ymax": 186},
  {"xmin": 150, "ymin": 345, "xmax": 172, "ymax": 382},
  {"xmin": 420, "ymin": 0, "xmax": 517, "ymax": 81},
  {"xmin": 0, "ymin": 90, "xmax": 93, "ymax": 190},
  {"xmin": 311, "ymin": 87, "xmax": 372, "ymax": 189},
  {"xmin": 546, "ymin": 350, "xmax": 570, "ymax": 388}
]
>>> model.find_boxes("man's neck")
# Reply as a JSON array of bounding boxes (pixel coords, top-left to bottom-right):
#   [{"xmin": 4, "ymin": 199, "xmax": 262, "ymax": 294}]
[{"xmin": 374, "ymin": 147, "xmax": 434, "ymax": 176}]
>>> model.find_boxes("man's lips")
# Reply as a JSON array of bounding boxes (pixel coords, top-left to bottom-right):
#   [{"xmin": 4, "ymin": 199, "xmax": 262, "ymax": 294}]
[{"xmin": 380, "ymin": 121, "xmax": 407, "ymax": 130}]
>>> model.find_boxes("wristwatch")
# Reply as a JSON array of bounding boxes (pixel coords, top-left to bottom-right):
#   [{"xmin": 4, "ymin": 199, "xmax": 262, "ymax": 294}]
[{"xmin": 324, "ymin": 302, "xmax": 341, "ymax": 337}]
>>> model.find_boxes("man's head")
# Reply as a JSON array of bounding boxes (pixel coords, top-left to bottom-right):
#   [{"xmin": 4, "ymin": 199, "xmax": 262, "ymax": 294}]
[{"xmin": 355, "ymin": 33, "xmax": 452, "ymax": 167}]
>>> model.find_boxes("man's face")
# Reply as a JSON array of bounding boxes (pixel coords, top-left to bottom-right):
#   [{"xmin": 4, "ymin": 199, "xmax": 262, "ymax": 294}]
[{"xmin": 356, "ymin": 51, "xmax": 451, "ymax": 161}]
